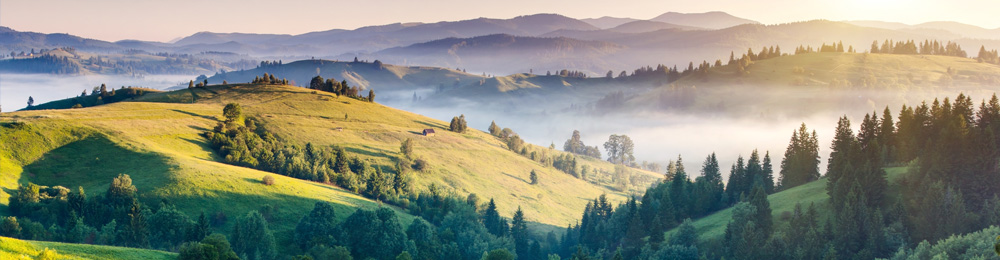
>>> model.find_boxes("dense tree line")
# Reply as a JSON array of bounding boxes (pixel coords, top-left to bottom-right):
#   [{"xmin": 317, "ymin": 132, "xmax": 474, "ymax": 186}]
[
  {"xmin": 251, "ymin": 73, "xmax": 288, "ymax": 85},
  {"xmin": 290, "ymin": 187, "xmax": 565, "ymax": 260},
  {"xmin": 205, "ymin": 103, "xmax": 411, "ymax": 204},
  {"xmin": 869, "ymin": 39, "xmax": 968, "ymax": 57},
  {"xmin": 977, "ymin": 45, "xmax": 1000, "ymax": 65},
  {"xmin": 307, "ymin": 75, "xmax": 370, "ymax": 101},
  {"xmin": 5, "ymin": 174, "xmax": 222, "ymax": 254}
]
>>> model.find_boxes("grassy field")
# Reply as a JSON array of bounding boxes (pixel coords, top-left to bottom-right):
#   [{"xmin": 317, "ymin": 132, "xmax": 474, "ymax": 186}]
[
  {"xmin": 0, "ymin": 236, "xmax": 176, "ymax": 260},
  {"xmin": 1, "ymin": 83, "xmax": 658, "ymax": 247},
  {"xmin": 666, "ymin": 166, "xmax": 910, "ymax": 242}
]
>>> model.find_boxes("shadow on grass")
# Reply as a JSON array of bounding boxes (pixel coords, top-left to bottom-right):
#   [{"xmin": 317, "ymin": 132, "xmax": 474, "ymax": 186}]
[
  {"xmin": 500, "ymin": 171, "xmax": 529, "ymax": 184},
  {"xmin": 414, "ymin": 120, "xmax": 442, "ymax": 130},
  {"xmin": 345, "ymin": 145, "xmax": 397, "ymax": 162},
  {"xmin": 21, "ymin": 134, "xmax": 173, "ymax": 196},
  {"xmin": 171, "ymin": 109, "xmax": 219, "ymax": 121}
]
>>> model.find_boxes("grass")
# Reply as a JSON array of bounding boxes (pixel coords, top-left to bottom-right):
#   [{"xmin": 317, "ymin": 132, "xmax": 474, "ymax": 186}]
[
  {"xmin": 1, "ymin": 83, "xmax": 658, "ymax": 247},
  {"xmin": 666, "ymin": 166, "xmax": 911, "ymax": 242},
  {"xmin": 0, "ymin": 236, "xmax": 176, "ymax": 260}
]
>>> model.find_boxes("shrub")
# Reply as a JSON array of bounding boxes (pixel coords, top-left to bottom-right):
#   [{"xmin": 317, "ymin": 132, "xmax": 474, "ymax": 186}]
[
  {"xmin": 36, "ymin": 248, "xmax": 58, "ymax": 260},
  {"xmin": 262, "ymin": 175, "xmax": 275, "ymax": 186},
  {"xmin": 412, "ymin": 159, "xmax": 429, "ymax": 171}
]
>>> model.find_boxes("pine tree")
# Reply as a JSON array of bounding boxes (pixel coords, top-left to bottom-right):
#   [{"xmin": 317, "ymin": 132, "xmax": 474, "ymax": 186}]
[
  {"xmin": 489, "ymin": 121, "xmax": 501, "ymax": 136},
  {"xmin": 511, "ymin": 207, "xmax": 529, "ymax": 260}
]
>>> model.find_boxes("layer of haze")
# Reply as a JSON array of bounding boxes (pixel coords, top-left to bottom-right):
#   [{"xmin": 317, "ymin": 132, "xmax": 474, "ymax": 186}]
[
  {"xmin": 3, "ymin": 0, "xmax": 999, "ymax": 42},
  {"xmin": 0, "ymin": 74, "xmax": 195, "ymax": 111}
]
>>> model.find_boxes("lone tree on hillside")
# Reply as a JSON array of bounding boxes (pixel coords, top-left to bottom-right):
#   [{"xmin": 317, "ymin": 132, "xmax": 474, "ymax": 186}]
[
  {"xmin": 189, "ymin": 80, "xmax": 194, "ymax": 88},
  {"xmin": 368, "ymin": 89, "xmax": 375, "ymax": 102},
  {"xmin": 604, "ymin": 134, "xmax": 635, "ymax": 166},
  {"xmin": 400, "ymin": 138, "xmax": 414, "ymax": 159},
  {"xmin": 529, "ymin": 170, "xmax": 538, "ymax": 185},
  {"xmin": 27, "ymin": 96, "xmax": 34, "ymax": 107},
  {"xmin": 223, "ymin": 103, "xmax": 242, "ymax": 122}
]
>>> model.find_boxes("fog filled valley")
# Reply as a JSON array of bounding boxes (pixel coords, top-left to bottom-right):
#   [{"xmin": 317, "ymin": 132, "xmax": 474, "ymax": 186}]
[{"xmin": 7, "ymin": 3, "xmax": 1000, "ymax": 260}]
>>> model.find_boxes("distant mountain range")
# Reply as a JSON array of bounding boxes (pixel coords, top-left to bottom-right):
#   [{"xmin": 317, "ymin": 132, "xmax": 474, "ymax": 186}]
[{"xmin": 3, "ymin": 11, "xmax": 1000, "ymax": 75}]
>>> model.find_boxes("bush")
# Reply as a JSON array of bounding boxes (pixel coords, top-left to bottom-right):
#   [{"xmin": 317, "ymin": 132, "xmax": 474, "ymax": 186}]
[
  {"xmin": 412, "ymin": 159, "xmax": 429, "ymax": 171},
  {"xmin": 262, "ymin": 175, "xmax": 275, "ymax": 186},
  {"xmin": 36, "ymin": 248, "xmax": 58, "ymax": 260}
]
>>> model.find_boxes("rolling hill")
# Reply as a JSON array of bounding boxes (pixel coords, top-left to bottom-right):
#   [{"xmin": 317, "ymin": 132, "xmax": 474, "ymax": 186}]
[
  {"xmin": 2, "ymin": 82, "xmax": 660, "ymax": 245},
  {"xmin": 625, "ymin": 52, "xmax": 1000, "ymax": 118},
  {"xmin": 0, "ymin": 236, "xmax": 176, "ymax": 260},
  {"xmin": 648, "ymin": 11, "xmax": 759, "ymax": 29},
  {"xmin": 372, "ymin": 34, "xmax": 625, "ymax": 75},
  {"xmin": 580, "ymin": 16, "xmax": 640, "ymax": 29}
]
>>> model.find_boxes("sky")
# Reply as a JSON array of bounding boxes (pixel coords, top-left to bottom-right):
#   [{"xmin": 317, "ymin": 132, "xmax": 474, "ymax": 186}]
[{"xmin": 2, "ymin": 0, "xmax": 998, "ymax": 42}]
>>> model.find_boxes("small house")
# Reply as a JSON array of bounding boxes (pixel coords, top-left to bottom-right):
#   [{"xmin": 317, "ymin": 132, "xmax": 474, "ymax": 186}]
[{"xmin": 422, "ymin": 129, "xmax": 436, "ymax": 136}]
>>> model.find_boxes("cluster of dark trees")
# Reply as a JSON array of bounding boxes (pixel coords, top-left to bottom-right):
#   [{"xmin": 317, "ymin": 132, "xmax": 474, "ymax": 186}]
[
  {"xmin": 290, "ymin": 186, "xmax": 576, "ymax": 260},
  {"xmin": 977, "ymin": 46, "xmax": 1000, "ymax": 65},
  {"xmin": 870, "ymin": 39, "xmax": 968, "ymax": 57},
  {"xmin": 450, "ymin": 115, "xmax": 468, "ymax": 133},
  {"xmin": 204, "ymin": 104, "xmax": 410, "ymax": 203},
  {"xmin": 256, "ymin": 60, "xmax": 283, "ymax": 69},
  {"xmin": 307, "ymin": 75, "xmax": 370, "ymax": 101},
  {"xmin": 4, "ymin": 174, "xmax": 218, "ymax": 253},
  {"xmin": 793, "ymin": 41, "xmax": 857, "ymax": 53},
  {"xmin": 251, "ymin": 73, "xmax": 289, "ymax": 85},
  {"xmin": 545, "ymin": 69, "xmax": 589, "ymax": 78},
  {"xmin": 563, "ymin": 130, "xmax": 601, "ymax": 159},
  {"xmin": 778, "ymin": 124, "xmax": 821, "ymax": 189}
]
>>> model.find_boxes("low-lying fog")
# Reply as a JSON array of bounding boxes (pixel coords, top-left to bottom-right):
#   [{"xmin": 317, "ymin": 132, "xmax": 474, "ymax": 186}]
[
  {"xmin": 1, "ymin": 73, "xmax": 195, "ymax": 111},
  {"xmin": 390, "ymin": 99, "xmax": 839, "ymax": 178}
]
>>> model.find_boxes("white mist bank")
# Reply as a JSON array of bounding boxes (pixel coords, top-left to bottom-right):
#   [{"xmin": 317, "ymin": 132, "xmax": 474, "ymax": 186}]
[{"xmin": 1, "ymin": 73, "xmax": 195, "ymax": 111}]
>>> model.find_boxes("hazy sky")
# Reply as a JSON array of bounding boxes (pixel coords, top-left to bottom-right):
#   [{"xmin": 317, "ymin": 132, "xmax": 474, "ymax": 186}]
[{"xmin": 2, "ymin": 0, "xmax": 997, "ymax": 42}]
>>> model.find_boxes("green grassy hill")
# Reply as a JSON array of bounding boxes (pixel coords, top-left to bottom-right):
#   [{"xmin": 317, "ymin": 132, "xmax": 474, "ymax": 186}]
[
  {"xmin": 0, "ymin": 236, "xmax": 176, "ymax": 260},
  {"xmin": 667, "ymin": 166, "xmax": 910, "ymax": 242},
  {"xmin": 2, "ymin": 83, "xmax": 658, "ymax": 242}
]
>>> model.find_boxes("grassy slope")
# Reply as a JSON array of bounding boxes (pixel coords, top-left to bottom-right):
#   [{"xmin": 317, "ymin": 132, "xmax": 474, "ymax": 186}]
[
  {"xmin": 0, "ymin": 236, "xmax": 175, "ymax": 260},
  {"xmin": 667, "ymin": 166, "xmax": 910, "ymax": 242},
  {"xmin": 0, "ymin": 93, "xmax": 415, "ymax": 255},
  {"xmin": 2, "ymin": 83, "xmax": 657, "ymax": 239},
  {"xmin": 133, "ymin": 84, "xmax": 659, "ymax": 227}
]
